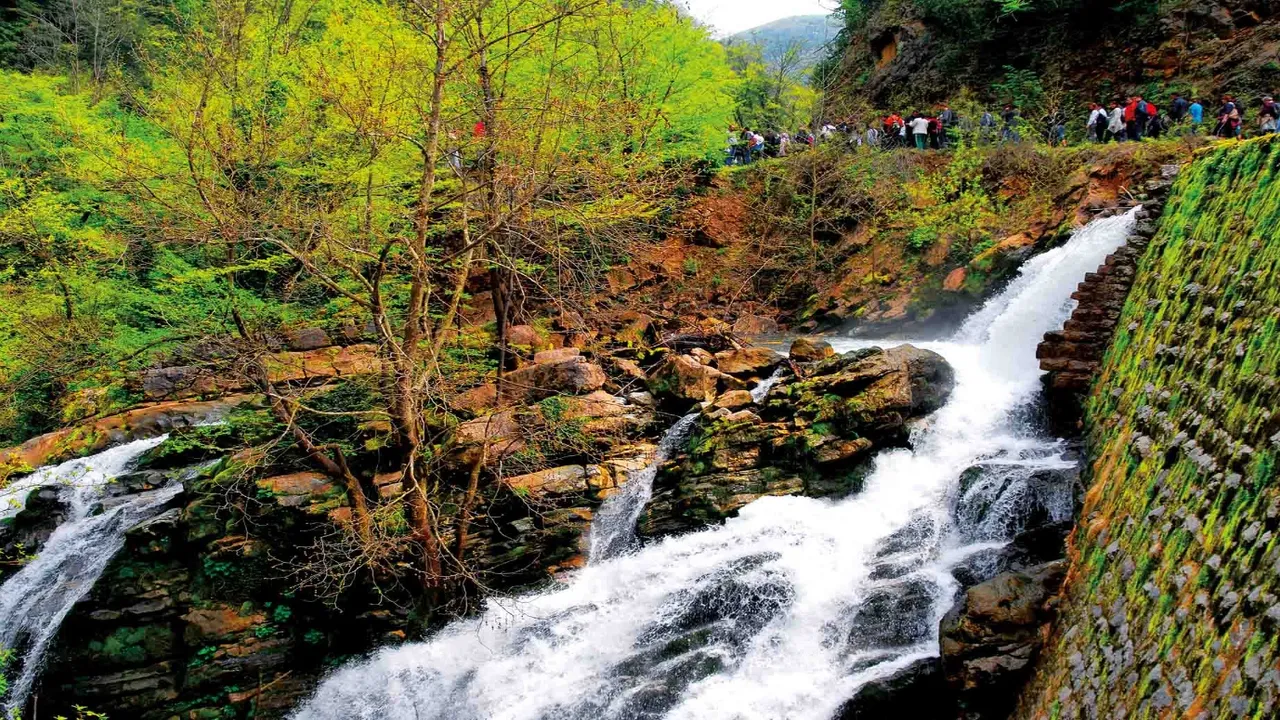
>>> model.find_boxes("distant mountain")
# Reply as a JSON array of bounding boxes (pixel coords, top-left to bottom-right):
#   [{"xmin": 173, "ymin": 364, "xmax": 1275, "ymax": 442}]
[{"xmin": 726, "ymin": 15, "xmax": 841, "ymax": 66}]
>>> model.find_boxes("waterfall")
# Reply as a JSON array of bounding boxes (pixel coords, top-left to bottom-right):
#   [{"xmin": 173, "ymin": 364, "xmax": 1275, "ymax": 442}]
[
  {"xmin": 291, "ymin": 210, "xmax": 1138, "ymax": 720},
  {"xmin": 0, "ymin": 436, "xmax": 176, "ymax": 718},
  {"xmin": 589, "ymin": 413, "xmax": 700, "ymax": 562},
  {"xmin": 591, "ymin": 369, "xmax": 787, "ymax": 562}
]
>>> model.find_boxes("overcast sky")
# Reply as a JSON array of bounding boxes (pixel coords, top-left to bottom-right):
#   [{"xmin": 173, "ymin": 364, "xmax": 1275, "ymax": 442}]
[{"xmin": 677, "ymin": 0, "xmax": 837, "ymax": 37}]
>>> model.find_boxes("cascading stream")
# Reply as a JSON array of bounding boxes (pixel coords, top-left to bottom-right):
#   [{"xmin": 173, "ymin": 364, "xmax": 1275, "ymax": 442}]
[
  {"xmin": 292, "ymin": 210, "xmax": 1138, "ymax": 720},
  {"xmin": 591, "ymin": 369, "xmax": 786, "ymax": 562},
  {"xmin": 0, "ymin": 436, "xmax": 175, "ymax": 718}
]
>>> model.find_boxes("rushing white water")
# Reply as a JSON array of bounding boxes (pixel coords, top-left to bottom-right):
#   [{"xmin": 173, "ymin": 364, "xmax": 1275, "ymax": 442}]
[
  {"xmin": 0, "ymin": 436, "xmax": 174, "ymax": 718},
  {"xmin": 292, "ymin": 210, "xmax": 1138, "ymax": 720},
  {"xmin": 591, "ymin": 369, "xmax": 787, "ymax": 562}
]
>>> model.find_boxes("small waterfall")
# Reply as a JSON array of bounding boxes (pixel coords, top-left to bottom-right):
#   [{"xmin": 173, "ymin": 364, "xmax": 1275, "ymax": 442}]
[
  {"xmin": 589, "ymin": 413, "xmax": 699, "ymax": 562},
  {"xmin": 590, "ymin": 369, "xmax": 786, "ymax": 562},
  {"xmin": 292, "ymin": 210, "xmax": 1138, "ymax": 720},
  {"xmin": 0, "ymin": 436, "xmax": 175, "ymax": 718}
]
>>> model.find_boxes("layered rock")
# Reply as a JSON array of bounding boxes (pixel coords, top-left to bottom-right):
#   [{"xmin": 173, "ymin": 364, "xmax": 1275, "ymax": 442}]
[
  {"xmin": 0, "ymin": 395, "xmax": 256, "ymax": 480},
  {"xmin": 640, "ymin": 345, "xmax": 954, "ymax": 537}
]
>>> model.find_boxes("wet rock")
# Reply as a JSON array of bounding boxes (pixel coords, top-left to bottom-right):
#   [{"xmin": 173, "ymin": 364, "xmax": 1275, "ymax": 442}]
[
  {"xmin": 940, "ymin": 560, "xmax": 1067, "ymax": 718},
  {"xmin": 836, "ymin": 657, "xmax": 952, "ymax": 719},
  {"xmin": 848, "ymin": 576, "xmax": 938, "ymax": 649},
  {"xmin": 1, "ymin": 395, "xmax": 254, "ymax": 478},
  {"xmin": 643, "ymin": 346, "xmax": 954, "ymax": 537},
  {"xmin": 0, "ymin": 487, "xmax": 69, "ymax": 575},
  {"xmin": 789, "ymin": 337, "xmax": 836, "ymax": 362},
  {"xmin": 713, "ymin": 347, "xmax": 785, "ymax": 377}
]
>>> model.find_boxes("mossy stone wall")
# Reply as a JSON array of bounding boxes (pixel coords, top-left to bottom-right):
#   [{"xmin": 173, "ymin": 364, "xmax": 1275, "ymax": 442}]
[{"xmin": 1019, "ymin": 136, "xmax": 1280, "ymax": 719}]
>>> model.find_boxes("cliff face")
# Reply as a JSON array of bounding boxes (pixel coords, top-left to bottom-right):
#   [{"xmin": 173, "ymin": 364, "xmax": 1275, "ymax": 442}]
[
  {"xmin": 1018, "ymin": 136, "xmax": 1280, "ymax": 718},
  {"xmin": 828, "ymin": 0, "xmax": 1278, "ymax": 109}
]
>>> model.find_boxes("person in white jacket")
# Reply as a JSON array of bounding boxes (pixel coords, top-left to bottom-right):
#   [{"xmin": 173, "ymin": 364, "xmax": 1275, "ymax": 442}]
[
  {"xmin": 1107, "ymin": 102, "xmax": 1125, "ymax": 142},
  {"xmin": 1088, "ymin": 103, "xmax": 1108, "ymax": 142},
  {"xmin": 909, "ymin": 114, "xmax": 931, "ymax": 149}
]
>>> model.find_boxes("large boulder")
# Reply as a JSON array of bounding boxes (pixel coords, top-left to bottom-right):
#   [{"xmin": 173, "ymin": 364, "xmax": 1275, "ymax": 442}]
[
  {"xmin": 641, "ymin": 346, "xmax": 954, "ymax": 537},
  {"xmin": 713, "ymin": 346, "xmax": 785, "ymax": 377},
  {"xmin": 499, "ymin": 357, "xmax": 608, "ymax": 405},
  {"xmin": 939, "ymin": 560, "xmax": 1067, "ymax": 719},
  {"xmin": 648, "ymin": 354, "xmax": 747, "ymax": 407},
  {"xmin": 765, "ymin": 345, "xmax": 955, "ymax": 439},
  {"xmin": 788, "ymin": 337, "xmax": 835, "ymax": 362}
]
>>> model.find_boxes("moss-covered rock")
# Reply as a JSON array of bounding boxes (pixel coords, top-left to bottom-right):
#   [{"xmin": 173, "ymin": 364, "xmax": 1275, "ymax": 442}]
[{"xmin": 641, "ymin": 345, "xmax": 954, "ymax": 537}]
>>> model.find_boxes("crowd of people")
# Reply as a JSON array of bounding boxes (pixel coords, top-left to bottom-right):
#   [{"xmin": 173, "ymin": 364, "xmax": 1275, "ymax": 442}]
[{"xmin": 726, "ymin": 92, "xmax": 1280, "ymax": 164}]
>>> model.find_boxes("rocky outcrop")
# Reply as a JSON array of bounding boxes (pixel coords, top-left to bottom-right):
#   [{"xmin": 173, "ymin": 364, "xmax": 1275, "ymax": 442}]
[
  {"xmin": 647, "ymin": 353, "xmax": 747, "ymax": 407},
  {"xmin": 500, "ymin": 355, "xmax": 608, "ymax": 404},
  {"xmin": 940, "ymin": 561, "xmax": 1067, "ymax": 719},
  {"xmin": 1037, "ymin": 171, "xmax": 1174, "ymax": 434},
  {"xmin": 640, "ymin": 345, "xmax": 954, "ymax": 537},
  {"xmin": 0, "ymin": 395, "xmax": 256, "ymax": 480},
  {"xmin": 141, "ymin": 344, "xmax": 381, "ymax": 401},
  {"xmin": 834, "ymin": 0, "xmax": 1275, "ymax": 110},
  {"xmin": 453, "ymin": 348, "xmax": 613, "ymax": 414}
]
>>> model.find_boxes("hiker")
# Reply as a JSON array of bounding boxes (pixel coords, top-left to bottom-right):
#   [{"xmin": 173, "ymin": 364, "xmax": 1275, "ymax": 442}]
[
  {"xmin": 1001, "ymin": 105, "xmax": 1020, "ymax": 142},
  {"xmin": 1047, "ymin": 111, "xmax": 1066, "ymax": 146},
  {"xmin": 884, "ymin": 113, "xmax": 905, "ymax": 149},
  {"xmin": 1260, "ymin": 96, "xmax": 1278, "ymax": 134},
  {"xmin": 1123, "ymin": 96, "xmax": 1146, "ymax": 141},
  {"xmin": 865, "ymin": 124, "xmax": 880, "ymax": 148},
  {"xmin": 1088, "ymin": 103, "xmax": 1109, "ymax": 142},
  {"xmin": 1143, "ymin": 99, "xmax": 1162, "ymax": 139},
  {"xmin": 1215, "ymin": 98, "xmax": 1241, "ymax": 138},
  {"xmin": 1107, "ymin": 101, "xmax": 1125, "ymax": 142},
  {"xmin": 1170, "ymin": 93, "xmax": 1190, "ymax": 123},
  {"xmin": 928, "ymin": 114, "xmax": 945, "ymax": 149},
  {"xmin": 779, "ymin": 131, "xmax": 791, "ymax": 157},
  {"xmin": 909, "ymin": 112, "xmax": 930, "ymax": 149},
  {"xmin": 938, "ymin": 103, "xmax": 958, "ymax": 148},
  {"xmin": 1147, "ymin": 109, "xmax": 1166, "ymax": 139},
  {"xmin": 1188, "ymin": 99, "xmax": 1204, "ymax": 134},
  {"xmin": 979, "ymin": 110, "xmax": 996, "ymax": 143},
  {"xmin": 752, "ymin": 131, "xmax": 766, "ymax": 159}
]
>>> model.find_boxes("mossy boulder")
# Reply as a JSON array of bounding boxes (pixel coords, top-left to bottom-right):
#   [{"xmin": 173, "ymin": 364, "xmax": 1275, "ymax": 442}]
[{"xmin": 640, "ymin": 345, "xmax": 954, "ymax": 537}]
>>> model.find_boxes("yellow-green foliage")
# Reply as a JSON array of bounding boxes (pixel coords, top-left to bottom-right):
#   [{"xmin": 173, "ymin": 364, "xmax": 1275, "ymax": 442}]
[{"xmin": 1022, "ymin": 136, "xmax": 1280, "ymax": 719}]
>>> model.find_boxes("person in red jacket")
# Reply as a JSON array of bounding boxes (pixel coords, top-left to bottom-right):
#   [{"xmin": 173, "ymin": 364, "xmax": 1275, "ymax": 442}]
[{"xmin": 1123, "ymin": 96, "xmax": 1150, "ymax": 141}]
